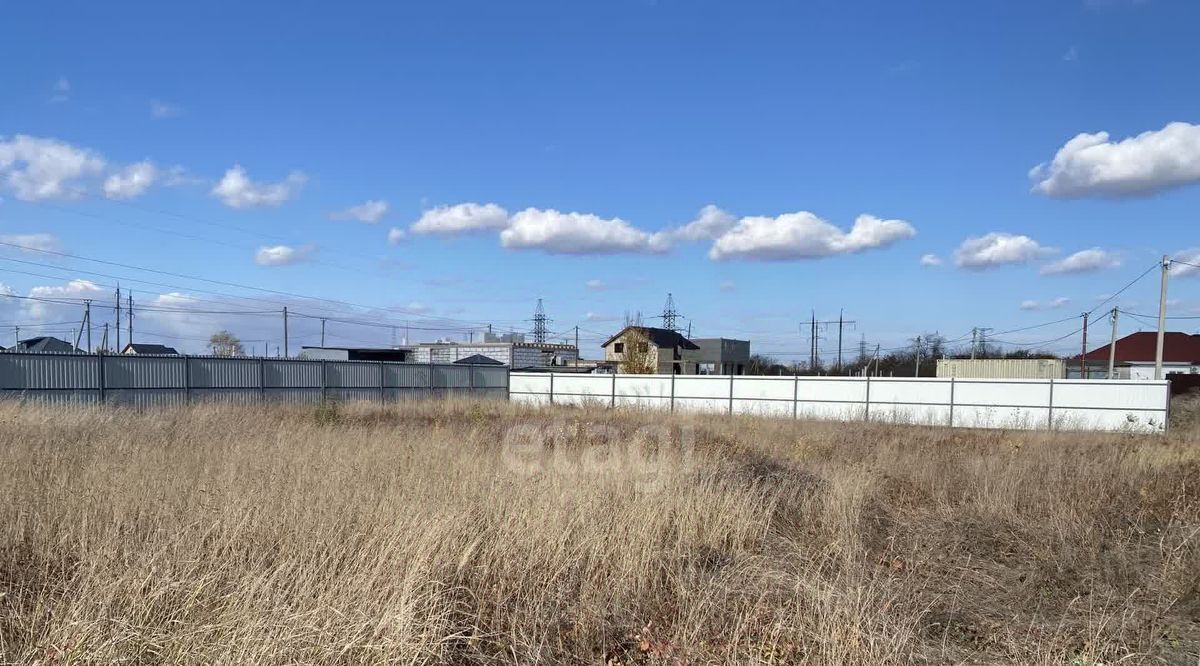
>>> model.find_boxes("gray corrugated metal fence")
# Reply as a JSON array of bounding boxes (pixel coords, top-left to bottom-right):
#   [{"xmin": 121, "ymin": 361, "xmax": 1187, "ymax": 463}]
[{"xmin": 0, "ymin": 352, "xmax": 508, "ymax": 407}]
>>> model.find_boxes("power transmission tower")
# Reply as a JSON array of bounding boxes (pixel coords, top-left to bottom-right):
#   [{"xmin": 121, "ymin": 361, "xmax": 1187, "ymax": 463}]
[
  {"xmin": 858, "ymin": 333, "xmax": 867, "ymax": 365},
  {"xmin": 532, "ymin": 299, "xmax": 549, "ymax": 344},
  {"xmin": 661, "ymin": 293, "xmax": 681, "ymax": 332},
  {"xmin": 834, "ymin": 310, "xmax": 857, "ymax": 374},
  {"xmin": 970, "ymin": 327, "xmax": 994, "ymax": 359}
]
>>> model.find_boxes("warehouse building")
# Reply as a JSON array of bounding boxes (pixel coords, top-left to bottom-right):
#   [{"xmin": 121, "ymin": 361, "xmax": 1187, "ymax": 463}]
[
  {"xmin": 409, "ymin": 341, "xmax": 577, "ymax": 369},
  {"xmin": 936, "ymin": 358, "xmax": 1065, "ymax": 379},
  {"xmin": 299, "ymin": 346, "xmax": 413, "ymax": 362}
]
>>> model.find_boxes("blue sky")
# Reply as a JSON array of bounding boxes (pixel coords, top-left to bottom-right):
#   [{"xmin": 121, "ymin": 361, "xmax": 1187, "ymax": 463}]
[{"xmin": 1, "ymin": 0, "xmax": 1198, "ymax": 359}]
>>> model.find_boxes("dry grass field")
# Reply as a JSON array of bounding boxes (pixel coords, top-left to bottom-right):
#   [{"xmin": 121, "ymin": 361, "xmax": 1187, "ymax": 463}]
[{"xmin": 1, "ymin": 398, "xmax": 1198, "ymax": 665}]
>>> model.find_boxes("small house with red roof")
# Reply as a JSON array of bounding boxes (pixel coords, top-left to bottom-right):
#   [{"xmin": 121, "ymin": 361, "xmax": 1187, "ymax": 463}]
[{"xmin": 1069, "ymin": 331, "xmax": 1200, "ymax": 379}]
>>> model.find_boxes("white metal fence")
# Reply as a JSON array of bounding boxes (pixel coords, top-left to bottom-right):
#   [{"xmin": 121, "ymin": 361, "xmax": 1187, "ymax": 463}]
[
  {"xmin": 510, "ymin": 373, "xmax": 1171, "ymax": 433},
  {"xmin": 0, "ymin": 352, "xmax": 508, "ymax": 407}
]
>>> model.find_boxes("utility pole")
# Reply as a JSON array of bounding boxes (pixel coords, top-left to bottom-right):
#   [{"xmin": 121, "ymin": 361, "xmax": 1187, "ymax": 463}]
[
  {"xmin": 971, "ymin": 328, "xmax": 978, "ymax": 360},
  {"xmin": 320, "ymin": 318, "xmax": 326, "ymax": 346},
  {"xmin": 1080, "ymin": 311, "xmax": 1089, "ymax": 379},
  {"xmin": 12, "ymin": 326, "xmax": 18, "ymax": 345},
  {"xmin": 127, "ymin": 292, "xmax": 133, "ymax": 345},
  {"xmin": 1107, "ymin": 307, "xmax": 1119, "ymax": 380},
  {"xmin": 84, "ymin": 300, "xmax": 92, "ymax": 353},
  {"xmin": 810, "ymin": 311, "xmax": 816, "ymax": 372},
  {"xmin": 837, "ymin": 310, "xmax": 844, "ymax": 373},
  {"xmin": 1155, "ymin": 255, "xmax": 1169, "ymax": 380},
  {"xmin": 914, "ymin": 335, "xmax": 922, "ymax": 377},
  {"xmin": 114, "ymin": 286, "xmax": 121, "ymax": 352},
  {"xmin": 282, "ymin": 306, "xmax": 289, "ymax": 358},
  {"xmin": 574, "ymin": 325, "xmax": 579, "ymax": 368},
  {"xmin": 101, "ymin": 323, "xmax": 108, "ymax": 352}
]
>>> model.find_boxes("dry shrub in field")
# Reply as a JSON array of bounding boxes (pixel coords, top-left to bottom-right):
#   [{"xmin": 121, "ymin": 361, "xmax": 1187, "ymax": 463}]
[{"xmin": 0, "ymin": 398, "xmax": 1197, "ymax": 664}]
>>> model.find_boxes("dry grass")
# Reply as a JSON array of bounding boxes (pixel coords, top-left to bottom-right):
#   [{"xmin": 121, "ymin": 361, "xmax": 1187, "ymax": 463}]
[{"xmin": 1, "ymin": 399, "xmax": 1198, "ymax": 665}]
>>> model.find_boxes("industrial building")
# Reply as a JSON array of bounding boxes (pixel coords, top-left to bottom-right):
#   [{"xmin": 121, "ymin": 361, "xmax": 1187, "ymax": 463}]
[
  {"xmin": 409, "ymin": 341, "xmax": 577, "ymax": 369},
  {"xmin": 693, "ymin": 338, "xmax": 750, "ymax": 375},
  {"xmin": 299, "ymin": 346, "xmax": 413, "ymax": 362}
]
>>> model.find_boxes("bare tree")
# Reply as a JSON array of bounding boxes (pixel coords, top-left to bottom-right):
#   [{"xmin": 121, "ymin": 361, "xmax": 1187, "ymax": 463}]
[
  {"xmin": 618, "ymin": 327, "xmax": 657, "ymax": 374},
  {"xmin": 208, "ymin": 330, "xmax": 245, "ymax": 357}
]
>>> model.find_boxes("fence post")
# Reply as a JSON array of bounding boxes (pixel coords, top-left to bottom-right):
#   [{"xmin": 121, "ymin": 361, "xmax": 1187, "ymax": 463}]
[
  {"xmin": 864, "ymin": 374, "xmax": 871, "ymax": 422},
  {"xmin": 428, "ymin": 359, "xmax": 435, "ymax": 399},
  {"xmin": 257, "ymin": 357, "xmax": 266, "ymax": 402},
  {"xmin": 792, "ymin": 374, "xmax": 799, "ymax": 419},
  {"xmin": 1047, "ymin": 378, "xmax": 1055, "ymax": 431},
  {"xmin": 670, "ymin": 371, "xmax": 675, "ymax": 412},
  {"xmin": 948, "ymin": 377, "xmax": 955, "ymax": 428},
  {"xmin": 728, "ymin": 373, "xmax": 734, "ymax": 415},
  {"xmin": 320, "ymin": 360, "xmax": 327, "ymax": 403},
  {"xmin": 468, "ymin": 362, "xmax": 475, "ymax": 397},
  {"xmin": 379, "ymin": 361, "xmax": 386, "ymax": 404},
  {"xmin": 183, "ymin": 355, "xmax": 191, "ymax": 404},
  {"xmin": 549, "ymin": 371, "xmax": 554, "ymax": 405},
  {"xmin": 610, "ymin": 373, "xmax": 616, "ymax": 408},
  {"xmin": 97, "ymin": 352, "xmax": 106, "ymax": 404}
]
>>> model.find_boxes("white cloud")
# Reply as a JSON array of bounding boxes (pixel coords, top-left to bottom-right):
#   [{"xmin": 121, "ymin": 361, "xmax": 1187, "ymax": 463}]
[
  {"xmin": 387, "ymin": 227, "xmax": 406, "ymax": 245},
  {"xmin": 410, "ymin": 202, "xmax": 509, "ymax": 235},
  {"xmin": 0, "ymin": 233, "xmax": 61, "ymax": 253},
  {"xmin": 0, "ymin": 135, "xmax": 106, "ymax": 201},
  {"xmin": 49, "ymin": 77, "xmax": 70, "ymax": 103},
  {"xmin": 331, "ymin": 199, "xmax": 389, "ymax": 224},
  {"xmin": 1173, "ymin": 248, "xmax": 1200, "ymax": 278},
  {"xmin": 212, "ymin": 165, "xmax": 306, "ymax": 208},
  {"xmin": 149, "ymin": 99, "xmax": 181, "ymax": 119},
  {"xmin": 1030, "ymin": 122, "xmax": 1200, "ymax": 197},
  {"xmin": 953, "ymin": 232, "xmax": 1050, "ymax": 269},
  {"xmin": 585, "ymin": 279, "xmax": 607, "ymax": 291},
  {"xmin": 1062, "ymin": 46, "xmax": 1078, "ymax": 62},
  {"xmin": 1020, "ymin": 296, "xmax": 1071, "ymax": 311},
  {"xmin": 254, "ymin": 244, "xmax": 313, "ymax": 267},
  {"xmin": 103, "ymin": 161, "xmax": 158, "ymax": 200},
  {"xmin": 719, "ymin": 280, "xmax": 736, "ymax": 292},
  {"xmin": 919, "ymin": 253, "xmax": 942, "ymax": 267},
  {"xmin": 656, "ymin": 204, "xmax": 736, "ymax": 243},
  {"xmin": 1040, "ymin": 247, "xmax": 1121, "ymax": 275},
  {"xmin": 584, "ymin": 311, "xmax": 618, "ymax": 322},
  {"xmin": 708, "ymin": 212, "xmax": 915, "ymax": 261},
  {"xmin": 26, "ymin": 279, "xmax": 105, "ymax": 320},
  {"xmin": 500, "ymin": 208, "xmax": 668, "ymax": 255}
]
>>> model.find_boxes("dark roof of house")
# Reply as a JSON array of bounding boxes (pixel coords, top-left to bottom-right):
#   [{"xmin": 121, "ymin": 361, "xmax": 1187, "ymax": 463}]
[
  {"xmin": 1077, "ymin": 331, "xmax": 1200, "ymax": 363},
  {"xmin": 601, "ymin": 326, "xmax": 700, "ymax": 350},
  {"xmin": 122, "ymin": 343, "xmax": 180, "ymax": 355},
  {"xmin": 15, "ymin": 336, "xmax": 80, "ymax": 353},
  {"xmin": 453, "ymin": 353, "xmax": 504, "ymax": 365}
]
